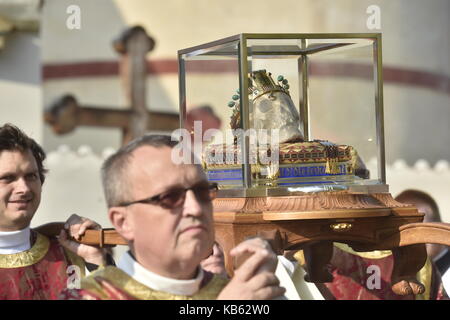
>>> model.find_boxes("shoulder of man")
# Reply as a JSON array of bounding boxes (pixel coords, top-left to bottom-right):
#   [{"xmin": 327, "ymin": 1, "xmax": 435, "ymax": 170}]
[
  {"xmin": 60, "ymin": 266, "xmax": 136, "ymax": 300},
  {"xmin": 195, "ymin": 270, "xmax": 229, "ymax": 300},
  {"xmin": 30, "ymin": 226, "xmax": 87, "ymax": 273}
]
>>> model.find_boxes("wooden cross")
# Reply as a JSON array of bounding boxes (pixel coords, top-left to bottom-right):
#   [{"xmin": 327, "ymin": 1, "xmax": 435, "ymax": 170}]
[{"xmin": 44, "ymin": 26, "xmax": 179, "ymax": 145}]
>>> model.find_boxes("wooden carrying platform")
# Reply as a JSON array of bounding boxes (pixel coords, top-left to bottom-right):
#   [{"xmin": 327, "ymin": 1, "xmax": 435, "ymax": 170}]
[
  {"xmin": 213, "ymin": 191, "xmax": 450, "ymax": 296},
  {"xmin": 37, "ymin": 191, "xmax": 450, "ymax": 297}
]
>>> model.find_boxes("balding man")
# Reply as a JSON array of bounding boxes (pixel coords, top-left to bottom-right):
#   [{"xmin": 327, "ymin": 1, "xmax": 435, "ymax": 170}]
[{"xmin": 61, "ymin": 134, "xmax": 285, "ymax": 300}]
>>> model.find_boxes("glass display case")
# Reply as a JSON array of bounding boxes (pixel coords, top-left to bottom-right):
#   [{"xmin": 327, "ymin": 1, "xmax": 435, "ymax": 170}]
[{"xmin": 178, "ymin": 33, "xmax": 387, "ymax": 197}]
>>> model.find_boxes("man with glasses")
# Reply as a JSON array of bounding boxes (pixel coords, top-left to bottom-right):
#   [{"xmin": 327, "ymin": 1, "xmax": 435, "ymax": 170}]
[{"xmin": 61, "ymin": 134, "xmax": 285, "ymax": 300}]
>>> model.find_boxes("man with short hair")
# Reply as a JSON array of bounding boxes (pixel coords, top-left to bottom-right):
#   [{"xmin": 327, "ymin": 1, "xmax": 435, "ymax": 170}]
[
  {"xmin": 61, "ymin": 134, "xmax": 285, "ymax": 300},
  {"xmin": 0, "ymin": 123, "xmax": 108, "ymax": 299}
]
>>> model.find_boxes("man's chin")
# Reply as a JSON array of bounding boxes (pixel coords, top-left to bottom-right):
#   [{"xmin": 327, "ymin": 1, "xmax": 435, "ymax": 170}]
[
  {"xmin": 180, "ymin": 242, "xmax": 211, "ymax": 261},
  {"xmin": 7, "ymin": 210, "xmax": 35, "ymax": 228}
]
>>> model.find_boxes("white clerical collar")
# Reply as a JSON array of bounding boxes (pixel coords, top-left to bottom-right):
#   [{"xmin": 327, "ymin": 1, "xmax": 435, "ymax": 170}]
[
  {"xmin": 117, "ymin": 251, "xmax": 204, "ymax": 296},
  {"xmin": 0, "ymin": 227, "xmax": 31, "ymax": 254}
]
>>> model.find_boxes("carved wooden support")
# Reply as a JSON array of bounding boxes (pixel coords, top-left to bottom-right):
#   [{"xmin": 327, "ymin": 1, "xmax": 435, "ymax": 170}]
[
  {"xmin": 303, "ymin": 241, "xmax": 334, "ymax": 283},
  {"xmin": 212, "ymin": 191, "xmax": 450, "ymax": 296},
  {"xmin": 213, "ymin": 191, "xmax": 412, "ymax": 214},
  {"xmin": 391, "ymin": 244, "xmax": 427, "ymax": 295},
  {"xmin": 38, "ymin": 191, "xmax": 450, "ymax": 298}
]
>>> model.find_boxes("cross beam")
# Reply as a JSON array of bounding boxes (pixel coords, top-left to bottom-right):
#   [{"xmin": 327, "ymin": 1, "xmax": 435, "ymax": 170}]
[{"xmin": 44, "ymin": 25, "xmax": 179, "ymax": 145}]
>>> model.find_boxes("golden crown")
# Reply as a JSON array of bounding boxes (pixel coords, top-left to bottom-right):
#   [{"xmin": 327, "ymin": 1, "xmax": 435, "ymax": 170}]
[
  {"xmin": 227, "ymin": 69, "xmax": 291, "ymax": 109},
  {"xmin": 249, "ymin": 69, "xmax": 290, "ymax": 99}
]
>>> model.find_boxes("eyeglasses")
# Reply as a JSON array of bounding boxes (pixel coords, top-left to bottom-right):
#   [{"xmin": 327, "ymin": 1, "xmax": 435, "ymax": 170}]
[{"xmin": 118, "ymin": 182, "xmax": 218, "ymax": 209}]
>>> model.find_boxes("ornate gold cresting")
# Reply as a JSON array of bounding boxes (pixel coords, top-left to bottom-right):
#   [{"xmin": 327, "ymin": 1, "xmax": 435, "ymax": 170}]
[
  {"xmin": 249, "ymin": 70, "xmax": 290, "ymax": 100},
  {"xmin": 227, "ymin": 69, "xmax": 290, "ymax": 130}
]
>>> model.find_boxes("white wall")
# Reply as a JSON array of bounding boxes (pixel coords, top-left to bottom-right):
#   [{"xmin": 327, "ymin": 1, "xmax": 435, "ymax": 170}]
[
  {"xmin": 369, "ymin": 159, "xmax": 450, "ymax": 223},
  {"xmin": 0, "ymin": 31, "xmax": 42, "ymax": 142},
  {"xmin": 41, "ymin": 0, "xmax": 126, "ymax": 63}
]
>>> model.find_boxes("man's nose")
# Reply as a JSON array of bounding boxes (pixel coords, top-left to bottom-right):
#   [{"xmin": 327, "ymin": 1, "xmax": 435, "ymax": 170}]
[
  {"xmin": 182, "ymin": 189, "xmax": 204, "ymax": 217},
  {"xmin": 14, "ymin": 178, "xmax": 32, "ymax": 194}
]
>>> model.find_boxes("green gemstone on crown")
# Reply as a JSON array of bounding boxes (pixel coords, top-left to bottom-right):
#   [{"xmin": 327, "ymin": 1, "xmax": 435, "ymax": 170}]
[
  {"xmin": 232, "ymin": 94, "xmax": 239, "ymax": 101},
  {"xmin": 228, "ymin": 101, "xmax": 235, "ymax": 108},
  {"xmin": 277, "ymin": 75, "xmax": 284, "ymax": 82}
]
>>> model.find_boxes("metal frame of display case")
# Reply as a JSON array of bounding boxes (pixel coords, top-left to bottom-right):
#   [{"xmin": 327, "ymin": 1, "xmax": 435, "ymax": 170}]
[
  {"xmin": 178, "ymin": 33, "xmax": 386, "ymax": 197},
  {"xmin": 177, "ymin": 34, "xmax": 446, "ymax": 297}
]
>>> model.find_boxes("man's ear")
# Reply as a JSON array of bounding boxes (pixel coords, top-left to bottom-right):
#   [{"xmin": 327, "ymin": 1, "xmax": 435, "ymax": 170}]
[{"xmin": 108, "ymin": 207, "xmax": 134, "ymax": 242}]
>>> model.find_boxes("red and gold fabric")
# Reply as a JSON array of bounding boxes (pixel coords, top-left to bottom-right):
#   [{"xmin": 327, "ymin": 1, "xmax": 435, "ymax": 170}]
[
  {"xmin": 204, "ymin": 141, "xmax": 353, "ymax": 167},
  {"xmin": 0, "ymin": 230, "xmax": 85, "ymax": 300},
  {"xmin": 203, "ymin": 141, "xmax": 358, "ymax": 185},
  {"xmin": 294, "ymin": 244, "xmax": 447, "ymax": 300},
  {"xmin": 60, "ymin": 266, "xmax": 228, "ymax": 300}
]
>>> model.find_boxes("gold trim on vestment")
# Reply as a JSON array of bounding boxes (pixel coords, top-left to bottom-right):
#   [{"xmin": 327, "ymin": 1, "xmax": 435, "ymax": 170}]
[
  {"xmin": 0, "ymin": 233, "xmax": 50, "ymax": 268},
  {"xmin": 415, "ymin": 257, "xmax": 432, "ymax": 300},
  {"xmin": 81, "ymin": 266, "xmax": 229, "ymax": 300},
  {"xmin": 63, "ymin": 247, "xmax": 86, "ymax": 278},
  {"xmin": 292, "ymin": 243, "xmax": 392, "ymax": 266},
  {"xmin": 293, "ymin": 250, "xmax": 306, "ymax": 266},
  {"xmin": 293, "ymin": 244, "xmax": 434, "ymax": 300},
  {"xmin": 333, "ymin": 242, "xmax": 392, "ymax": 259}
]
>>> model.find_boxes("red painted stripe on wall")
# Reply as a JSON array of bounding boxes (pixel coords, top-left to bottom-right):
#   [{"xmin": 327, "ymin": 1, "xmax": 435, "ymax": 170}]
[{"xmin": 42, "ymin": 59, "xmax": 450, "ymax": 95}]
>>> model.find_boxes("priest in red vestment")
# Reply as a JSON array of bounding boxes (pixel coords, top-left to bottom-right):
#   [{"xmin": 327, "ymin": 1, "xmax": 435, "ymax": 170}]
[
  {"xmin": 0, "ymin": 124, "xmax": 109, "ymax": 299},
  {"xmin": 301, "ymin": 243, "xmax": 448, "ymax": 300},
  {"xmin": 202, "ymin": 241, "xmax": 448, "ymax": 300}
]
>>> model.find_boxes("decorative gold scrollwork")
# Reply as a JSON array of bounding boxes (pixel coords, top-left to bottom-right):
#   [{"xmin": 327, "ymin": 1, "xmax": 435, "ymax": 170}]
[{"xmin": 330, "ymin": 222, "xmax": 353, "ymax": 232}]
